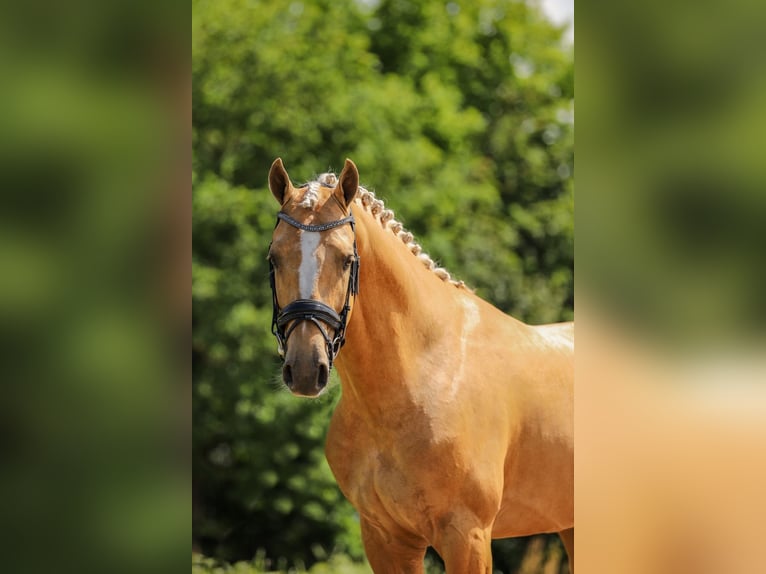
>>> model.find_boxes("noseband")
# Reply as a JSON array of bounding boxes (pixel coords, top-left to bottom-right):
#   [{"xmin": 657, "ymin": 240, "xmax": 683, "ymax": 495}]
[{"xmin": 269, "ymin": 211, "xmax": 360, "ymax": 369}]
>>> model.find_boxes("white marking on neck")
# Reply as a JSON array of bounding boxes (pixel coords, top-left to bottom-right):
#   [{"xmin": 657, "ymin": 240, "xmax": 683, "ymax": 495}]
[
  {"xmin": 449, "ymin": 297, "xmax": 481, "ymax": 398},
  {"xmin": 537, "ymin": 326, "xmax": 574, "ymax": 350},
  {"xmin": 299, "ymin": 230, "xmax": 321, "ymax": 298}
]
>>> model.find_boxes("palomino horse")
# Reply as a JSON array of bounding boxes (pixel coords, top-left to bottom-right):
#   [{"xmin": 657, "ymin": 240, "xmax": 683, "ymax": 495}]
[{"xmin": 267, "ymin": 158, "xmax": 574, "ymax": 573}]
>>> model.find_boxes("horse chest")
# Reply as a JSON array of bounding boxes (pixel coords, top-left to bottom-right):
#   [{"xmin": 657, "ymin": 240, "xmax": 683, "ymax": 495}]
[
  {"xmin": 326, "ymin": 411, "xmax": 488, "ymax": 538},
  {"xmin": 330, "ymin": 444, "xmax": 443, "ymax": 535}
]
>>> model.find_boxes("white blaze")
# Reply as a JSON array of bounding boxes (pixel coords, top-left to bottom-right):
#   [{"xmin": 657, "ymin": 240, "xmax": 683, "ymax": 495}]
[{"xmin": 299, "ymin": 230, "xmax": 321, "ymax": 298}]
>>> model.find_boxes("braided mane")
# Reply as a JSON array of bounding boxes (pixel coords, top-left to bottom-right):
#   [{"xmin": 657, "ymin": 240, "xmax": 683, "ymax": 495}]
[{"xmin": 304, "ymin": 172, "xmax": 466, "ymax": 289}]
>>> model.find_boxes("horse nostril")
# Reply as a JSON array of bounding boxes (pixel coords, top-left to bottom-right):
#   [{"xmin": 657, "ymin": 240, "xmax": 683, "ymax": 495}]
[
  {"xmin": 317, "ymin": 364, "xmax": 329, "ymax": 390},
  {"xmin": 283, "ymin": 365, "xmax": 293, "ymax": 389}
]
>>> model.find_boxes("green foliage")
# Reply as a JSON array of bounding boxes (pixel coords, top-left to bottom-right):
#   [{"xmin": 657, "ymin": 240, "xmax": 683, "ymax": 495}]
[
  {"xmin": 193, "ymin": 0, "xmax": 572, "ymax": 570},
  {"xmin": 192, "ymin": 552, "xmax": 448, "ymax": 574},
  {"xmin": 192, "ymin": 551, "xmax": 374, "ymax": 573}
]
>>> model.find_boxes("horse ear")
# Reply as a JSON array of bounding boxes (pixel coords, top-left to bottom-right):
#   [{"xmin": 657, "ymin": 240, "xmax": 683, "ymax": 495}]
[
  {"xmin": 269, "ymin": 158, "xmax": 292, "ymax": 204},
  {"xmin": 337, "ymin": 158, "xmax": 359, "ymax": 208}
]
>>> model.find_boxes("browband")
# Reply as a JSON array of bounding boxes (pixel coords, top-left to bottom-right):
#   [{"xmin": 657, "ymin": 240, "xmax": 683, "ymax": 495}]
[{"xmin": 276, "ymin": 211, "xmax": 355, "ymax": 233}]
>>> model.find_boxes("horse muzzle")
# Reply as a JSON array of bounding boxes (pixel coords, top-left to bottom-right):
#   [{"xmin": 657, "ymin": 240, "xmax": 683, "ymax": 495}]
[{"xmin": 282, "ymin": 344, "xmax": 330, "ymax": 397}]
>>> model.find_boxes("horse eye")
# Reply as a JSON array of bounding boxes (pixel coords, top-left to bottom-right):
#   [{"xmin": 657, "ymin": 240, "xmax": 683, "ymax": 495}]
[
  {"xmin": 267, "ymin": 254, "xmax": 278, "ymax": 268},
  {"xmin": 343, "ymin": 255, "xmax": 354, "ymax": 270}
]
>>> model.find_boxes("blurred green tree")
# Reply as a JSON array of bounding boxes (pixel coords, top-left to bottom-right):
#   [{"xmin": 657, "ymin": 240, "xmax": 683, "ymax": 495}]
[{"xmin": 193, "ymin": 0, "xmax": 572, "ymax": 569}]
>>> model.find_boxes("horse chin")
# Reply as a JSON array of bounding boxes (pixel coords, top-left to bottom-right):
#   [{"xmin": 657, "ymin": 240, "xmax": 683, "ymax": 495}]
[{"xmin": 288, "ymin": 386, "xmax": 326, "ymax": 399}]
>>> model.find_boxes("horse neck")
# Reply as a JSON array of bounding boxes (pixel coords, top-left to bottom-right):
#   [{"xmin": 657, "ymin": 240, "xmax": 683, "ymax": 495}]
[{"xmin": 334, "ymin": 204, "xmax": 456, "ymax": 409}]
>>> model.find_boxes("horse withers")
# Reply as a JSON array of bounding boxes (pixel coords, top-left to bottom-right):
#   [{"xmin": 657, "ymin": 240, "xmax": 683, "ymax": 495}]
[{"xmin": 267, "ymin": 158, "xmax": 574, "ymax": 573}]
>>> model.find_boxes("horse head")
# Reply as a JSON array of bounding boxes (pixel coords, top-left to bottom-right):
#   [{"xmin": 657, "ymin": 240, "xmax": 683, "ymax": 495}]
[{"xmin": 267, "ymin": 158, "xmax": 360, "ymax": 397}]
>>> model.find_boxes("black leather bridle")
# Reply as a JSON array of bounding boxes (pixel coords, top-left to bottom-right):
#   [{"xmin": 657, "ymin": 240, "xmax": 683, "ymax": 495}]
[{"xmin": 269, "ymin": 211, "xmax": 360, "ymax": 369}]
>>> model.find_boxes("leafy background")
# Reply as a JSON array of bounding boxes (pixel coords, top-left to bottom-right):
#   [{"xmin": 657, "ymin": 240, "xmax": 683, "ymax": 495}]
[{"xmin": 192, "ymin": 0, "xmax": 573, "ymax": 571}]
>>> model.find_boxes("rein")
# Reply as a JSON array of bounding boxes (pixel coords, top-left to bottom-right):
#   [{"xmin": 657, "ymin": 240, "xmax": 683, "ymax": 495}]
[{"xmin": 269, "ymin": 211, "xmax": 360, "ymax": 369}]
